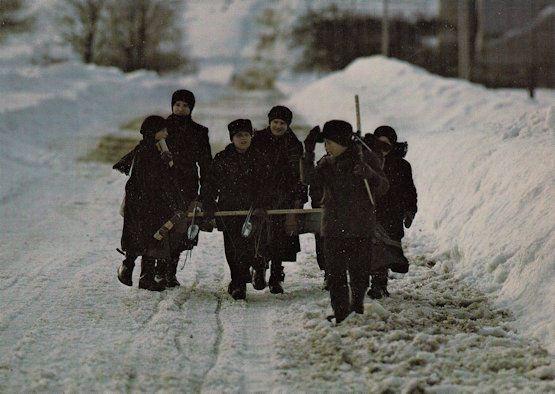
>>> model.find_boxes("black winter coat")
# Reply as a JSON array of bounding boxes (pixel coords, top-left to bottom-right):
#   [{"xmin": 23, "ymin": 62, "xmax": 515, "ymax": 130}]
[
  {"xmin": 206, "ymin": 144, "xmax": 266, "ymax": 262},
  {"xmin": 117, "ymin": 134, "xmax": 183, "ymax": 256},
  {"xmin": 166, "ymin": 114, "xmax": 213, "ymax": 204},
  {"xmin": 302, "ymin": 145, "xmax": 389, "ymax": 239},
  {"xmin": 207, "ymin": 143, "xmax": 266, "ymax": 222},
  {"xmin": 376, "ymin": 152, "xmax": 417, "ymax": 240},
  {"xmin": 252, "ymin": 127, "xmax": 307, "ymax": 207},
  {"xmin": 251, "ymin": 127, "xmax": 307, "ymax": 261}
]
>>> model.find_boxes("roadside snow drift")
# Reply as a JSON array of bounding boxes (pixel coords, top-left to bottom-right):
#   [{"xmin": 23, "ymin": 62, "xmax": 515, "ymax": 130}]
[{"xmin": 287, "ymin": 56, "xmax": 555, "ymax": 352}]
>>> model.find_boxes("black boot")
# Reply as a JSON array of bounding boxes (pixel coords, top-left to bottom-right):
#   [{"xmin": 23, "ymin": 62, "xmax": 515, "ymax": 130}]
[
  {"xmin": 251, "ymin": 267, "xmax": 267, "ymax": 290},
  {"xmin": 367, "ymin": 275, "xmax": 390, "ymax": 299},
  {"xmin": 139, "ymin": 257, "xmax": 165, "ymax": 292},
  {"xmin": 268, "ymin": 261, "xmax": 284, "ymax": 294},
  {"xmin": 350, "ymin": 287, "xmax": 365, "ymax": 314},
  {"xmin": 231, "ymin": 282, "xmax": 247, "ymax": 300},
  {"xmin": 117, "ymin": 255, "xmax": 135, "ymax": 287},
  {"xmin": 166, "ymin": 257, "xmax": 181, "ymax": 288}
]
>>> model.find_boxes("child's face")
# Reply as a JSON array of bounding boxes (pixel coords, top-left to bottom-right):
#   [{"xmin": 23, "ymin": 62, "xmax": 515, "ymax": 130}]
[
  {"xmin": 232, "ymin": 131, "xmax": 252, "ymax": 151},
  {"xmin": 270, "ymin": 119, "xmax": 288, "ymax": 136},
  {"xmin": 377, "ymin": 136, "xmax": 392, "ymax": 156},
  {"xmin": 325, "ymin": 139, "xmax": 347, "ymax": 157},
  {"xmin": 154, "ymin": 128, "xmax": 168, "ymax": 141},
  {"xmin": 172, "ymin": 100, "xmax": 191, "ymax": 116}
]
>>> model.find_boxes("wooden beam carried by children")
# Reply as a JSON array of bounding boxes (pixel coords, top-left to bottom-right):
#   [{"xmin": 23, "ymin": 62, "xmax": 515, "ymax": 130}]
[{"xmin": 153, "ymin": 208, "xmax": 323, "ymax": 241}]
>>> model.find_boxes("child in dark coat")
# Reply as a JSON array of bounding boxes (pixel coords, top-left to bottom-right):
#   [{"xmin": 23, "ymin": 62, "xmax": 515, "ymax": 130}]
[
  {"xmin": 302, "ymin": 120, "xmax": 389, "ymax": 323},
  {"xmin": 205, "ymin": 119, "xmax": 266, "ymax": 300},
  {"xmin": 165, "ymin": 89, "xmax": 213, "ymax": 286},
  {"xmin": 251, "ymin": 105, "xmax": 307, "ymax": 294},
  {"xmin": 114, "ymin": 116, "xmax": 185, "ymax": 291},
  {"xmin": 364, "ymin": 125, "xmax": 418, "ymax": 298}
]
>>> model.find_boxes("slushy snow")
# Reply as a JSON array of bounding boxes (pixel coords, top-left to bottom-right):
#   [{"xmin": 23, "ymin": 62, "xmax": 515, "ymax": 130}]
[{"xmin": 287, "ymin": 56, "xmax": 555, "ymax": 353}]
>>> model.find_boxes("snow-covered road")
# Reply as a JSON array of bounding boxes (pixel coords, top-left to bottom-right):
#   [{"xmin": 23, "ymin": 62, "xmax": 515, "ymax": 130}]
[
  {"xmin": 1, "ymin": 156, "xmax": 552, "ymax": 392},
  {"xmin": 0, "ymin": 57, "xmax": 553, "ymax": 391}
]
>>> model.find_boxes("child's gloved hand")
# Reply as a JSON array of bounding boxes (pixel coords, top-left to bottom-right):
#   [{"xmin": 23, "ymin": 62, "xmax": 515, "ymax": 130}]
[
  {"xmin": 160, "ymin": 150, "xmax": 173, "ymax": 165},
  {"xmin": 353, "ymin": 162, "xmax": 376, "ymax": 179},
  {"xmin": 285, "ymin": 213, "xmax": 298, "ymax": 235},
  {"xmin": 187, "ymin": 200, "xmax": 202, "ymax": 213},
  {"xmin": 304, "ymin": 126, "xmax": 321, "ymax": 154},
  {"xmin": 253, "ymin": 208, "xmax": 268, "ymax": 221}
]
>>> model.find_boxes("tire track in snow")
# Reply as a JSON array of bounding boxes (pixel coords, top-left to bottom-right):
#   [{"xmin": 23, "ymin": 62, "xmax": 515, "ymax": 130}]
[{"xmin": 198, "ymin": 292, "xmax": 224, "ymax": 393}]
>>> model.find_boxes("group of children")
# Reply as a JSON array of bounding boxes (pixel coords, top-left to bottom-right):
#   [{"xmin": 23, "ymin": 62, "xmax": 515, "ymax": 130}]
[{"xmin": 114, "ymin": 88, "xmax": 417, "ymax": 323}]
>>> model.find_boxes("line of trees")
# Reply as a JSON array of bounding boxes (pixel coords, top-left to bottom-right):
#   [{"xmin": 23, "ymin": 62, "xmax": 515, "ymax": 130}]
[
  {"xmin": 0, "ymin": 0, "xmax": 34, "ymax": 42},
  {"xmin": 58, "ymin": 0, "xmax": 189, "ymax": 73},
  {"xmin": 290, "ymin": 6, "xmax": 452, "ymax": 76}
]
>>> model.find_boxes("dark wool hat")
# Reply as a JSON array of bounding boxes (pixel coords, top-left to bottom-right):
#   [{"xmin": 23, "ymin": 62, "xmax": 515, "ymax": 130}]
[
  {"xmin": 140, "ymin": 115, "xmax": 167, "ymax": 136},
  {"xmin": 374, "ymin": 125, "xmax": 397, "ymax": 143},
  {"xmin": 268, "ymin": 105, "xmax": 293, "ymax": 125},
  {"xmin": 322, "ymin": 120, "xmax": 353, "ymax": 147},
  {"xmin": 171, "ymin": 89, "xmax": 196, "ymax": 110},
  {"xmin": 228, "ymin": 118, "xmax": 253, "ymax": 140}
]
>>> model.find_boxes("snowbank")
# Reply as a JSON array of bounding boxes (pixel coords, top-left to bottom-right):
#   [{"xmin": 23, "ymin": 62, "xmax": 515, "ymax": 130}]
[
  {"xmin": 287, "ymin": 56, "xmax": 555, "ymax": 352},
  {"xmin": 0, "ymin": 54, "xmax": 222, "ymax": 203}
]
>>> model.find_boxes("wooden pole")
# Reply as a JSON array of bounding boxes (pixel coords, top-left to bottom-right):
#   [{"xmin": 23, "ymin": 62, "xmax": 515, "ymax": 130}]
[
  {"xmin": 188, "ymin": 208, "xmax": 323, "ymax": 218},
  {"xmin": 354, "ymin": 95, "xmax": 375, "ymax": 206},
  {"xmin": 458, "ymin": 0, "xmax": 472, "ymax": 80},
  {"xmin": 381, "ymin": 0, "xmax": 390, "ymax": 57}
]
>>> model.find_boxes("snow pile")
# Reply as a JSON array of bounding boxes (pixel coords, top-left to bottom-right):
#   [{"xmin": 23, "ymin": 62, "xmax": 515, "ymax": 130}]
[
  {"xmin": 287, "ymin": 56, "xmax": 555, "ymax": 351},
  {"xmin": 0, "ymin": 52, "xmax": 219, "ymax": 202}
]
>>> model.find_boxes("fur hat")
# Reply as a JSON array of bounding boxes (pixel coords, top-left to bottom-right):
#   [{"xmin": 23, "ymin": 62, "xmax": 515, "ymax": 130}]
[
  {"xmin": 171, "ymin": 89, "xmax": 196, "ymax": 111},
  {"xmin": 322, "ymin": 120, "xmax": 353, "ymax": 147},
  {"xmin": 228, "ymin": 119, "xmax": 253, "ymax": 140},
  {"xmin": 268, "ymin": 105, "xmax": 293, "ymax": 125},
  {"xmin": 140, "ymin": 115, "xmax": 167, "ymax": 137},
  {"xmin": 374, "ymin": 125, "xmax": 397, "ymax": 143}
]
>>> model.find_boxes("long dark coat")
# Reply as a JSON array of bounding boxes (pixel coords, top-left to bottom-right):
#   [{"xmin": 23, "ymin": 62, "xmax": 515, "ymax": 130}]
[
  {"xmin": 251, "ymin": 127, "xmax": 307, "ymax": 262},
  {"xmin": 206, "ymin": 143, "xmax": 266, "ymax": 262},
  {"xmin": 302, "ymin": 145, "xmax": 389, "ymax": 239},
  {"xmin": 116, "ymin": 133, "xmax": 184, "ymax": 257},
  {"xmin": 165, "ymin": 114, "xmax": 213, "ymax": 204},
  {"xmin": 376, "ymin": 151, "xmax": 417, "ymax": 240}
]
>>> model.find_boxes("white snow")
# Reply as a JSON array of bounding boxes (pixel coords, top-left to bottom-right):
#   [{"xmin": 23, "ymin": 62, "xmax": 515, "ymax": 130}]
[
  {"xmin": 287, "ymin": 55, "xmax": 555, "ymax": 353},
  {"xmin": 1, "ymin": 4, "xmax": 554, "ymax": 391}
]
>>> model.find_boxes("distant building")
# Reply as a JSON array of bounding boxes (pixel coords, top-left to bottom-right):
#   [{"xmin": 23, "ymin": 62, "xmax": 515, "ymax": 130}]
[{"xmin": 439, "ymin": 0, "xmax": 554, "ymax": 87}]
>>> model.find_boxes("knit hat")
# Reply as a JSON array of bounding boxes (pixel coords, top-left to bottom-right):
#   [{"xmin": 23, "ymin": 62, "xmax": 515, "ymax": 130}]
[
  {"xmin": 268, "ymin": 105, "xmax": 293, "ymax": 125},
  {"xmin": 228, "ymin": 119, "xmax": 253, "ymax": 140},
  {"xmin": 171, "ymin": 89, "xmax": 196, "ymax": 111},
  {"xmin": 322, "ymin": 120, "xmax": 353, "ymax": 147},
  {"xmin": 140, "ymin": 115, "xmax": 167, "ymax": 137},
  {"xmin": 374, "ymin": 125, "xmax": 397, "ymax": 143}
]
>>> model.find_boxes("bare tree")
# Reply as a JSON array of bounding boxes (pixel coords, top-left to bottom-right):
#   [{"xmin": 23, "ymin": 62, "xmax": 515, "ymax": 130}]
[
  {"xmin": 0, "ymin": 0, "xmax": 34, "ymax": 41},
  {"xmin": 99, "ymin": 0, "xmax": 186, "ymax": 72},
  {"xmin": 59, "ymin": 0, "xmax": 106, "ymax": 63}
]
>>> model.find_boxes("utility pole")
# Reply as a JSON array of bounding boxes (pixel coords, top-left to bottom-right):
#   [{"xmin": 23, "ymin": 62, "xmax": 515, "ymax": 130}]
[
  {"xmin": 381, "ymin": 0, "xmax": 390, "ymax": 57},
  {"xmin": 458, "ymin": 0, "xmax": 472, "ymax": 80}
]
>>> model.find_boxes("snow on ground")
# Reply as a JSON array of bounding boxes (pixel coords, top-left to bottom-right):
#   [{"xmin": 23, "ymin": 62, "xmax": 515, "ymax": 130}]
[
  {"xmin": 287, "ymin": 56, "xmax": 555, "ymax": 353},
  {"xmin": 1, "ymin": 23, "xmax": 554, "ymax": 391}
]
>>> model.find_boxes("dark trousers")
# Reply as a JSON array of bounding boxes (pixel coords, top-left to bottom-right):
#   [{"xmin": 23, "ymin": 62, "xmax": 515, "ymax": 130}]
[
  {"xmin": 222, "ymin": 219, "xmax": 263, "ymax": 285},
  {"xmin": 314, "ymin": 234, "xmax": 326, "ymax": 272},
  {"xmin": 325, "ymin": 238, "xmax": 372, "ymax": 319}
]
